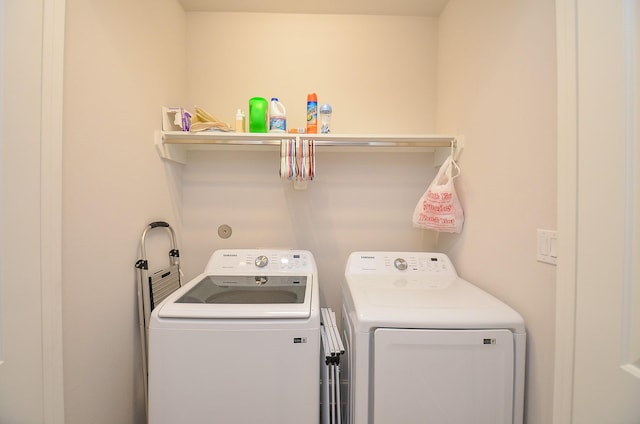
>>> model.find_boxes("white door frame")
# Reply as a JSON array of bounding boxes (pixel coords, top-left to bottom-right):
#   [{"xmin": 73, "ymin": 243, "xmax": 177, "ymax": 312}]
[
  {"xmin": 40, "ymin": 0, "xmax": 65, "ymax": 421},
  {"xmin": 553, "ymin": 0, "xmax": 579, "ymax": 421},
  {"xmin": 554, "ymin": 0, "xmax": 639, "ymax": 422}
]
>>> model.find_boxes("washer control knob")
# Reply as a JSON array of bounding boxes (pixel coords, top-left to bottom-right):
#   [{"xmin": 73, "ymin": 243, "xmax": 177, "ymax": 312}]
[
  {"xmin": 394, "ymin": 258, "xmax": 408, "ymax": 271},
  {"xmin": 255, "ymin": 255, "xmax": 269, "ymax": 268}
]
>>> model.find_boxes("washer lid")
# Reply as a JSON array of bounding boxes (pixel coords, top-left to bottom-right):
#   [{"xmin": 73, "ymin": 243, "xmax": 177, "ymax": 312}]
[
  {"xmin": 157, "ymin": 273, "xmax": 313, "ymax": 319},
  {"xmin": 344, "ymin": 252, "xmax": 525, "ymax": 333}
]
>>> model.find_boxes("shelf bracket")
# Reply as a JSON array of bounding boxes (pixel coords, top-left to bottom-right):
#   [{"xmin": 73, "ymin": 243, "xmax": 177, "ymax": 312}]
[{"xmin": 155, "ymin": 131, "xmax": 187, "ymax": 164}]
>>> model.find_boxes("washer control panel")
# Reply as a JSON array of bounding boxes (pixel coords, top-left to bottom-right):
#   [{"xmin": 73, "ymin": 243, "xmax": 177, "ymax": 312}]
[
  {"xmin": 346, "ymin": 251, "xmax": 457, "ymax": 278},
  {"xmin": 205, "ymin": 249, "xmax": 315, "ymax": 274}
]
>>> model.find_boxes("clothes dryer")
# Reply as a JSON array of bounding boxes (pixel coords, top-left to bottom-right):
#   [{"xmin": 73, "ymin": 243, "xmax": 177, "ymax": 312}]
[
  {"xmin": 149, "ymin": 249, "xmax": 320, "ymax": 424},
  {"xmin": 341, "ymin": 251, "xmax": 526, "ymax": 424}
]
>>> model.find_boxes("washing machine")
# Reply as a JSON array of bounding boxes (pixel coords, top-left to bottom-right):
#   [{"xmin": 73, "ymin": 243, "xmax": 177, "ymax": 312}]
[
  {"xmin": 341, "ymin": 251, "xmax": 526, "ymax": 424},
  {"xmin": 148, "ymin": 249, "xmax": 320, "ymax": 424}
]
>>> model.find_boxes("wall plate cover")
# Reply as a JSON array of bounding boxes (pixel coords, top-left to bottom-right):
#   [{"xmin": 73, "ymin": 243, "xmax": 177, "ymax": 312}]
[{"xmin": 537, "ymin": 229, "xmax": 557, "ymax": 265}]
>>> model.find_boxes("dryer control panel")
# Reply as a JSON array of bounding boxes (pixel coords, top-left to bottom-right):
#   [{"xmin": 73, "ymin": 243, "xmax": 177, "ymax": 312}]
[
  {"xmin": 205, "ymin": 249, "xmax": 316, "ymax": 275},
  {"xmin": 346, "ymin": 251, "xmax": 457, "ymax": 278}
]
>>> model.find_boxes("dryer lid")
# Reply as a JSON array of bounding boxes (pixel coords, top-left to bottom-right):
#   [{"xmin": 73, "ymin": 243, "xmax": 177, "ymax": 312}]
[
  {"xmin": 344, "ymin": 275, "xmax": 525, "ymax": 333},
  {"xmin": 343, "ymin": 251, "xmax": 525, "ymax": 333}
]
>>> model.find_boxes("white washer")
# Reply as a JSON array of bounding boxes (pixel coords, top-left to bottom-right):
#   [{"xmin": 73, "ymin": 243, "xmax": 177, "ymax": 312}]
[
  {"xmin": 341, "ymin": 252, "xmax": 526, "ymax": 424},
  {"xmin": 149, "ymin": 249, "xmax": 320, "ymax": 424}
]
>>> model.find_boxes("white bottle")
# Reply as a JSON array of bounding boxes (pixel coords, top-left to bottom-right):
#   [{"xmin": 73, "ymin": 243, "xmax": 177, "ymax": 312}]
[
  {"xmin": 235, "ymin": 109, "xmax": 245, "ymax": 132},
  {"xmin": 269, "ymin": 98, "xmax": 286, "ymax": 133}
]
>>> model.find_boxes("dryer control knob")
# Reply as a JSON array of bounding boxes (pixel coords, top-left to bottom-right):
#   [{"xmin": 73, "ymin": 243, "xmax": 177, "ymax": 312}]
[
  {"xmin": 255, "ymin": 255, "xmax": 269, "ymax": 268},
  {"xmin": 394, "ymin": 258, "xmax": 408, "ymax": 271}
]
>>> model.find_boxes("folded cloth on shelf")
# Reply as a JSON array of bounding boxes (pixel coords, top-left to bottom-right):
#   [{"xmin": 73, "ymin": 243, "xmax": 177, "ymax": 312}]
[{"xmin": 189, "ymin": 106, "xmax": 233, "ymax": 132}]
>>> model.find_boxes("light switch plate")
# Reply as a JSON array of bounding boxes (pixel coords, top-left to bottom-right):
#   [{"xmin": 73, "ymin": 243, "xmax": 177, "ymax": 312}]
[{"xmin": 537, "ymin": 229, "xmax": 558, "ymax": 265}]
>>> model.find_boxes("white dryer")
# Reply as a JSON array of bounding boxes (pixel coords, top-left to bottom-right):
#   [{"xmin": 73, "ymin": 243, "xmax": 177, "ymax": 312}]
[
  {"xmin": 149, "ymin": 249, "xmax": 320, "ymax": 424},
  {"xmin": 341, "ymin": 251, "xmax": 526, "ymax": 424}
]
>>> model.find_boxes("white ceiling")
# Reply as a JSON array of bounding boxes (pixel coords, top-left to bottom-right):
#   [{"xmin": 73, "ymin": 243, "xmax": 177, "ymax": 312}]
[{"xmin": 177, "ymin": 0, "xmax": 449, "ymax": 17}]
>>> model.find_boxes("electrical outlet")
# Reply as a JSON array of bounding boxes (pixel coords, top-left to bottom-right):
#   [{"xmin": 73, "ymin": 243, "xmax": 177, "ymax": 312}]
[{"xmin": 537, "ymin": 229, "xmax": 557, "ymax": 265}]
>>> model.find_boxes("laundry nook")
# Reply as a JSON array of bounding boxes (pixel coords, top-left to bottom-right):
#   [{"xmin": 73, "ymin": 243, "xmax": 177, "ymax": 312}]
[{"xmin": 4, "ymin": 1, "xmax": 639, "ymax": 424}]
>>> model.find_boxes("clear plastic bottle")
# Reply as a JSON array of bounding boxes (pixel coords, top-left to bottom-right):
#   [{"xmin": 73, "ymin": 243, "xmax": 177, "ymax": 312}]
[
  {"xmin": 269, "ymin": 98, "xmax": 287, "ymax": 133},
  {"xmin": 235, "ymin": 109, "xmax": 245, "ymax": 132},
  {"xmin": 319, "ymin": 104, "xmax": 332, "ymax": 134}
]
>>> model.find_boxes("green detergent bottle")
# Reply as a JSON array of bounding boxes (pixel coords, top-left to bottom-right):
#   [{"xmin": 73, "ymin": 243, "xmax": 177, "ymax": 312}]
[{"xmin": 249, "ymin": 97, "xmax": 268, "ymax": 133}]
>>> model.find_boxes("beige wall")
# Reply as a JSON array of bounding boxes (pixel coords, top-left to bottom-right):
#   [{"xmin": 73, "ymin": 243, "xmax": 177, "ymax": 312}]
[
  {"xmin": 185, "ymin": 13, "xmax": 438, "ymax": 133},
  {"xmin": 436, "ymin": 1, "xmax": 557, "ymax": 423},
  {"xmin": 63, "ymin": 0, "xmax": 186, "ymax": 422}
]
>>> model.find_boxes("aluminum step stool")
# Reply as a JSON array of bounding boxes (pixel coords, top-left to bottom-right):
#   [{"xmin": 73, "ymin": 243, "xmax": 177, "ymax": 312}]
[{"xmin": 135, "ymin": 221, "xmax": 181, "ymax": 415}]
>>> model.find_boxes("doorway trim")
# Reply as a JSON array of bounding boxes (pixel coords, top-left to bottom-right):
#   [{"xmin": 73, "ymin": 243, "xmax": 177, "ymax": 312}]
[
  {"xmin": 40, "ymin": 0, "xmax": 65, "ymax": 422},
  {"xmin": 553, "ymin": 0, "xmax": 578, "ymax": 422}
]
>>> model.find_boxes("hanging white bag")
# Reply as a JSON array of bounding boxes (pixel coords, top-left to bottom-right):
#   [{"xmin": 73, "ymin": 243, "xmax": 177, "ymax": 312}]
[{"xmin": 412, "ymin": 155, "xmax": 464, "ymax": 233}]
